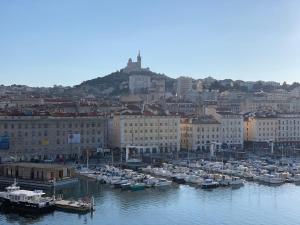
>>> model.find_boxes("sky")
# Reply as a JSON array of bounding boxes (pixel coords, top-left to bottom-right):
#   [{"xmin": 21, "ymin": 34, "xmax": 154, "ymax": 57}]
[{"xmin": 0, "ymin": 0, "xmax": 299, "ymax": 87}]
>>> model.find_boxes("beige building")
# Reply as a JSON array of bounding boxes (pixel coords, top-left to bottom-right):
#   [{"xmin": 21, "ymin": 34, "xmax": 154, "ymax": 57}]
[
  {"xmin": 112, "ymin": 109, "xmax": 181, "ymax": 154},
  {"xmin": 205, "ymin": 107, "xmax": 244, "ymax": 149},
  {"xmin": 181, "ymin": 116, "xmax": 221, "ymax": 151},
  {"xmin": 244, "ymin": 114, "xmax": 277, "ymax": 143},
  {"xmin": 214, "ymin": 112, "xmax": 244, "ymax": 149},
  {"xmin": 0, "ymin": 115, "xmax": 108, "ymax": 162},
  {"xmin": 243, "ymin": 112, "xmax": 300, "ymax": 147}
]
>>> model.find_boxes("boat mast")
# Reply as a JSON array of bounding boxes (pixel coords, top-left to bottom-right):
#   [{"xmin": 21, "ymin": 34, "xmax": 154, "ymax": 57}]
[
  {"xmin": 86, "ymin": 148, "xmax": 89, "ymax": 169},
  {"xmin": 53, "ymin": 177, "xmax": 56, "ymax": 201}
]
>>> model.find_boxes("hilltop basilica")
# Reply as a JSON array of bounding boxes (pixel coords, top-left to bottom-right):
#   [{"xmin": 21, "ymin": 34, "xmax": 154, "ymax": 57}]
[{"xmin": 122, "ymin": 51, "xmax": 150, "ymax": 73}]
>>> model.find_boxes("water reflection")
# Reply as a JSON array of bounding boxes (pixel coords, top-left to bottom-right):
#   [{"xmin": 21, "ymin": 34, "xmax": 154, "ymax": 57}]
[{"xmin": 1, "ymin": 179, "xmax": 300, "ymax": 225}]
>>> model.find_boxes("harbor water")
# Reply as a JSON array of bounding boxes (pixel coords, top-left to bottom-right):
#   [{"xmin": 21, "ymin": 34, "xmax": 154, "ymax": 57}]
[{"xmin": 1, "ymin": 179, "xmax": 300, "ymax": 225}]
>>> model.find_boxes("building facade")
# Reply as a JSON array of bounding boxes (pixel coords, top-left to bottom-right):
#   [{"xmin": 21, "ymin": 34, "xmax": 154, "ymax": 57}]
[
  {"xmin": 205, "ymin": 108, "xmax": 244, "ymax": 149},
  {"xmin": 244, "ymin": 114, "xmax": 277, "ymax": 143},
  {"xmin": 244, "ymin": 112, "xmax": 300, "ymax": 148},
  {"xmin": 180, "ymin": 116, "xmax": 221, "ymax": 151},
  {"xmin": 177, "ymin": 76, "xmax": 193, "ymax": 99},
  {"xmin": 0, "ymin": 116, "xmax": 108, "ymax": 162},
  {"xmin": 112, "ymin": 110, "xmax": 181, "ymax": 154},
  {"xmin": 215, "ymin": 112, "xmax": 244, "ymax": 149}
]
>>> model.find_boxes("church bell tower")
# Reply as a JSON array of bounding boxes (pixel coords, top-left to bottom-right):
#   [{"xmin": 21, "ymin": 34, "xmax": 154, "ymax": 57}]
[{"xmin": 137, "ymin": 50, "xmax": 141, "ymax": 68}]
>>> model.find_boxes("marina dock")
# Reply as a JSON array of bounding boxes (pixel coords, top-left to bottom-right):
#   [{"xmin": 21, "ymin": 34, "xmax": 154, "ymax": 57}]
[{"xmin": 55, "ymin": 198, "xmax": 94, "ymax": 214}]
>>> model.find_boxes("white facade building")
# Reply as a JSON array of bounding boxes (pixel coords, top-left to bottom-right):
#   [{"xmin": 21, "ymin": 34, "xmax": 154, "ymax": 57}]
[
  {"xmin": 113, "ymin": 109, "xmax": 181, "ymax": 154},
  {"xmin": 216, "ymin": 112, "xmax": 244, "ymax": 149},
  {"xmin": 205, "ymin": 108, "xmax": 244, "ymax": 149},
  {"xmin": 244, "ymin": 112, "xmax": 300, "ymax": 148}
]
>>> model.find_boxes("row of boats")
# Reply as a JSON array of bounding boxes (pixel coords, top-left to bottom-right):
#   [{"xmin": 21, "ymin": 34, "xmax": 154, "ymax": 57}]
[
  {"xmin": 77, "ymin": 164, "xmax": 244, "ymax": 190},
  {"xmin": 78, "ymin": 156, "xmax": 300, "ymax": 190},
  {"xmin": 77, "ymin": 166, "xmax": 172, "ymax": 191},
  {"xmin": 189, "ymin": 158, "xmax": 300, "ymax": 185},
  {"xmin": 142, "ymin": 164, "xmax": 244, "ymax": 189}
]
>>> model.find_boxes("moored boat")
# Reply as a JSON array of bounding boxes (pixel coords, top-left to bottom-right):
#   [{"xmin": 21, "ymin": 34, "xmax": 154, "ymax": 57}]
[
  {"xmin": 201, "ymin": 179, "xmax": 219, "ymax": 189},
  {"xmin": 172, "ymin": 174, "xmax": 186, "ymax": 184},
  {"xmin": 229, "ymin": 177, "xmax": 244, "ymax": 186},
  {"xmin": 154, "ymin": 178, "xmax": 172, "ymax": 188},
  {"xmin": 55, "ymin": 198, "xmax": 94, "ymax": 214},
  {"xmin": 130, "ymin": 183, "xmax": 146, "ymax": 191},
  {"xmin": 0, "ymin": 181, "xmax": 55, "ymax": 214}
]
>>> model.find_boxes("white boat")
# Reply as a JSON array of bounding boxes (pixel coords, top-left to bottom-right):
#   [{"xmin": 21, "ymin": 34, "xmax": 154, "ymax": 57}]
[
  {"xmin": 154, "ymin": 178, "xmax": 172, "ymax": 187},
  {"xmin": 0, "ymin": 181, "xmax": 55, "ymax": 214},
  {"xmin": 185, "ymin": 175, "xmax": 202, "ymax": 184},
  {"xmin": 219, "ymin": 176, "xmax": 231, "ymax": 186},
  {"xmin": 229, "ymin": 177, "xmax": 244, "ymax": 186},
  {"xmin": 260, "ymin": 174, "xmax": 284, "ymax": 185},
  {"xmin": 144, "ymin": 177, "xmax": 158, "ymax": 187},
  {"xmin": 201, "ymin": 179, "xmax": 219, "ymax": 189}
]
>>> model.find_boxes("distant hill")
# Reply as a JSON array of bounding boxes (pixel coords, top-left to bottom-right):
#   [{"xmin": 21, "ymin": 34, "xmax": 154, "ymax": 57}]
[{"xmin": 71, "ymin": 70, "xmax": 176, "ymax": 96}]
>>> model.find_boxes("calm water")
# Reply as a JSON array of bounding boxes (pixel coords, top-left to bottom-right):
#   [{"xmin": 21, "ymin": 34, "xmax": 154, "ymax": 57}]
[{"xmin": 1, "ymin": 179, "xmax": 300, "ymax": 225}]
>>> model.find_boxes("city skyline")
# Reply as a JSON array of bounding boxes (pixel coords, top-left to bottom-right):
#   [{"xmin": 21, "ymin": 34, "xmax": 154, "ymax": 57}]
[{"xmin": 0, "ymin": 0, "xmax": 300, "ymax": 86}]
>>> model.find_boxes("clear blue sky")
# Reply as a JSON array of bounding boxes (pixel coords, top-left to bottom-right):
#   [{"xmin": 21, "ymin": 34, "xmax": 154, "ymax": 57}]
[{"xmin": 0, "ymin": 0, "xmax": 299, "ymax": 87}]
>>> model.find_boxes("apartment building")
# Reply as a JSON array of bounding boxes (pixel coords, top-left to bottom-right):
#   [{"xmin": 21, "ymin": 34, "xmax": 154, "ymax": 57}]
[
  {"xmin": 112, "ymin": 108, "xmax": 181, "ymax": 154},
  {"xmin": 177, "ymin": 76, "xmax": 193, "ymax": 99},
  {"xmin": 164, "ymin": 101, "xmax": 196, "ymax": 115},
  {"xmin": 0, "ymin": 115, "xmax": 108, "ymax": 162},
  {"xmin": 180, "ymin": 116, "xmax": 221, "ymax": 151},
  {"xmin": 244, "ymin": 112, "xmax": 300, "ymax": 148},
  {"xmin": 205, "ymin": 107, "xmax": 244, "ymax": 149},
  {"xmin": 215, "ymin": 112, "xmax": 244, "ymax": 149},
  {"xmin": 244, "ymin": 113, "xmax": 278, "ymax": 143},
  {"xmin": 277, "ymin": 114, "xmax": 300, "ymax": 144}
]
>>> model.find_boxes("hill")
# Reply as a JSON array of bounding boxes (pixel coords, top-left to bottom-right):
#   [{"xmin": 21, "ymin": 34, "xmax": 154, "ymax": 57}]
[{"xmin": 71, "ymin": 70, "xmax": 176, "ymax": 97}]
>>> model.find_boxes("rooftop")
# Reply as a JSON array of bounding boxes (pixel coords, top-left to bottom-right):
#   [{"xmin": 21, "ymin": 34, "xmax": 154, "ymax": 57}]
[{"xmin": 0, "ymin": 162, "xmax": 72, "ymax": 169}]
